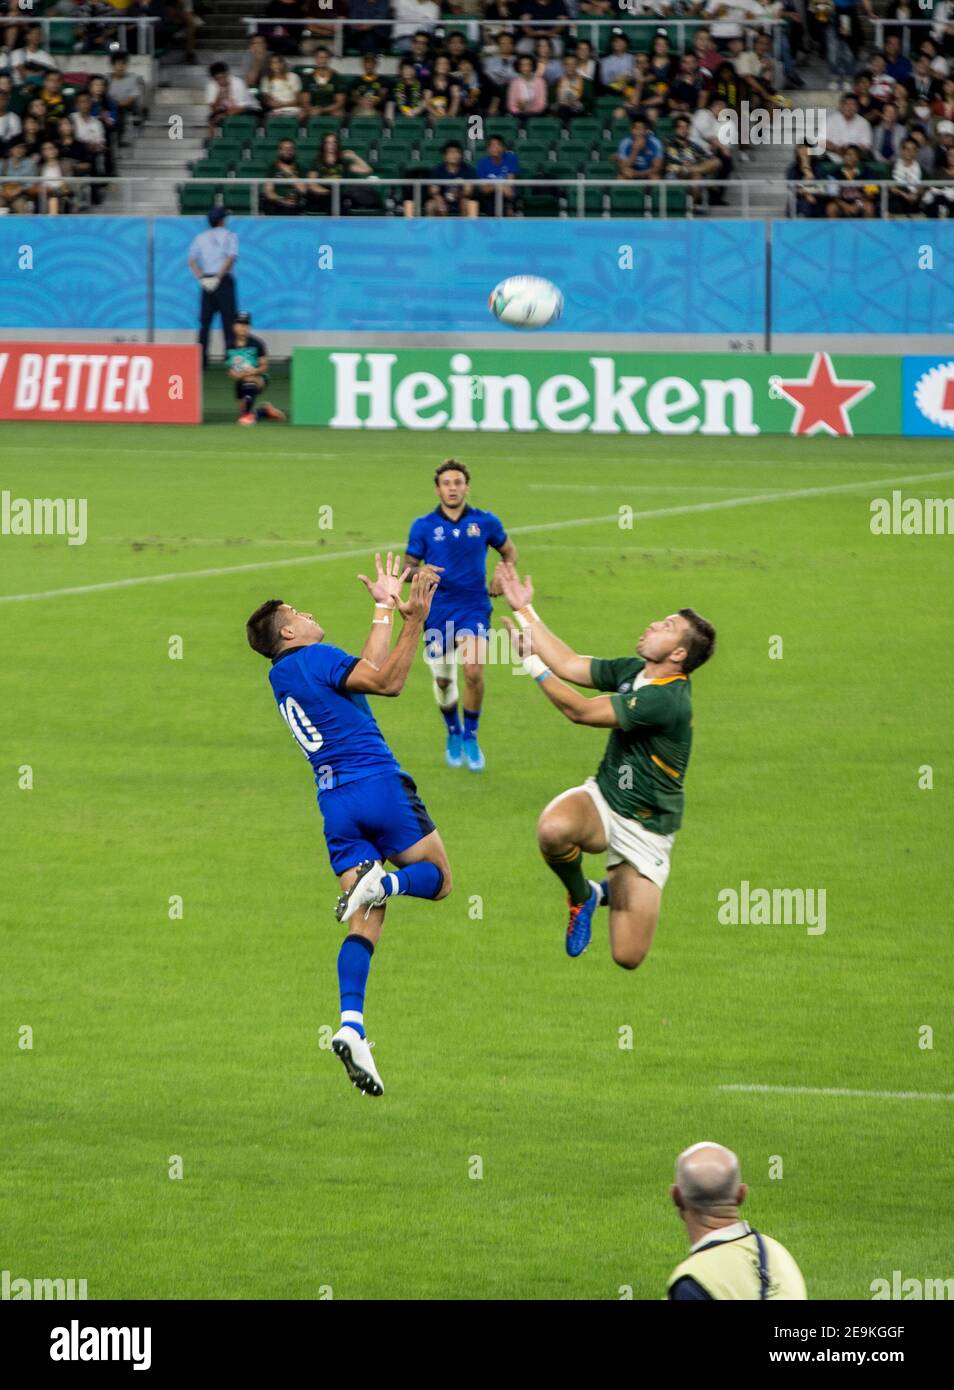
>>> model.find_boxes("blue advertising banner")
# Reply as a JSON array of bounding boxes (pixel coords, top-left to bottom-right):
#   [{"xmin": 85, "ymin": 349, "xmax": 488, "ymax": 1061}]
[
  {"xmin": 772, "ymin": 222, "xmax": 954, "ymax": 336},
  {"xmin": 152, "ymin": 217, "xmax": 765, "ymax": 335},
  {"xmin": 0, "ymin": 218, "xmax": 150, "ymax": 329},
  {"xmin": 901, "ymin": 355, "xmax": 954, "ymax": 436}
]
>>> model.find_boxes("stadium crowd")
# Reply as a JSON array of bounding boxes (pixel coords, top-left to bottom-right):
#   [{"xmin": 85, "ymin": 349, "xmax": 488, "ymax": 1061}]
[{"xmin": 2, "ymin": 1, "xmax": 954, "ymax": 215}]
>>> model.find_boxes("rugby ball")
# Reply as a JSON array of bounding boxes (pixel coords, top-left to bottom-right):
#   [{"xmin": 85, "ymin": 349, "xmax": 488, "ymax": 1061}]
[{"xmin": 489, "ymin": 275, "xmax": 564, "ymax": 330}]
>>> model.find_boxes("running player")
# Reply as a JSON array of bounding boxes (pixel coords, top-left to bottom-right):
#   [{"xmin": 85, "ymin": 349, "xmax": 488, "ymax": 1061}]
[
  {"xmin": 227, "ymin": 310, "xmax": 285, "ymax": 426},
  {"xmin": 498, "ymin": 563, "xmax": 715, "ymax": 968},
  {"xmin": 404, "ymin": 460, "xmax": 517, "ymax": 772},
  {"xmin": 246, "ymin": 557, "xmax": 452, "ymax": 1097}
]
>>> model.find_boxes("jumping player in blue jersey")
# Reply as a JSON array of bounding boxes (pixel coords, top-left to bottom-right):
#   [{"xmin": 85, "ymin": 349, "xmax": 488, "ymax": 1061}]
[
  {"xmin": 404, "ymin": 460, "xmax": 518, "ymax": 772},
  {"xmin": 246, "ymin": 555, "xmax": 451, "ymax": 1098}
]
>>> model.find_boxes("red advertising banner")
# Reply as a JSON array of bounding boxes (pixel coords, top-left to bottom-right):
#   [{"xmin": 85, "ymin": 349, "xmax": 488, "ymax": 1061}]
[{"xmin": 0, "ymin": 344, "xmax": 202, "ymax": 423}]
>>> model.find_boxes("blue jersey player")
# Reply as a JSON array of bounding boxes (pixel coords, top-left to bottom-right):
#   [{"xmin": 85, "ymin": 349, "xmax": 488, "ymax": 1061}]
[
  {"xmin": 246, "ymin": 556, "xmax": 452, "ymax": 1098},
  {"xmin": 404, "ymin": 460, "xmax": 517, "ymax": 772}
]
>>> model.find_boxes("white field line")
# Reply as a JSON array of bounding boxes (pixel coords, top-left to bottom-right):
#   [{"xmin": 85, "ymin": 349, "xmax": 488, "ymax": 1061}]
[
  {"xmin": 3, "ymin": 467, "xmax": 954, "ymax": 606},
  {"xmin": 720, "ymin": 1084, "xmax": 954, "ymax": 1103}
]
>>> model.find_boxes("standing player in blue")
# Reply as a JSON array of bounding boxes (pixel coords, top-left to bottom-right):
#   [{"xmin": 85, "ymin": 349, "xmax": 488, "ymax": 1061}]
[
  {"xmin": 246, "ymin": 556, "xmax": 452, "ymax": 1098},
  {"xmin": 404, "ymin": 460, "xmax": 518, "ymax": 772}
]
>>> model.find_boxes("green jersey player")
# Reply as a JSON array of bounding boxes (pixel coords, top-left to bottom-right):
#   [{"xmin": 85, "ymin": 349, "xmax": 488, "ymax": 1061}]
[{"xmin": 498, "ymin": 563, "xmax": 715, "ymax": 968}]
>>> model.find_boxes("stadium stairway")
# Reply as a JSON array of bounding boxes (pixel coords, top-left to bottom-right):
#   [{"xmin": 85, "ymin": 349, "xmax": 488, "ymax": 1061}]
[{"xmin": 100, "ymin": 58, "xmax": 212, "ymax": 214}]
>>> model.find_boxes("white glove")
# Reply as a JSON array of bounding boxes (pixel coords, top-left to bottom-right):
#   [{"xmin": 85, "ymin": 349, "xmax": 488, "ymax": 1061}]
[{"xmin": 199, "ymin": 275, "xmax": 220, "ymax": 292}]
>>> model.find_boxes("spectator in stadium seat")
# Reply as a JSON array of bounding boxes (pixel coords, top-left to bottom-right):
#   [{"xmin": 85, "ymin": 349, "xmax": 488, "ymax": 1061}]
[
  {"xmin": 37, "ymin": 136, "xmax": 74, "ymax": 215},
  {"xmin": 664, "ymin": 112, "xmax": 723, "ymax": 199},
  {"xmin": 88, "ymin": 75, "xmax": 121, "ymax": 159},
  {"xmin": 393, "ymin": 0, "xmax": 441, "ymax": 54},
  {"xmin": 669, "ymin": 53, "xmax": 708, "ymax": 114},
  {"xmin": 424, "ymin": 54, "xmax": 461, "ymax": 120},
  {"xmin": 20, "ymin": 113, "xmax": 43, "ymax": 158},
  {"xmin": 263, "ymin": 136, "xmax": 306, "ymax": 213},
  {"xmin": 867, "ymin": 51, "xmax": 895, "ymax": 107},
  {"xmin": 455, "ymin": 54, "xmax": 485, "ymax": 117},
  {"xmin": 425, "ymin": 138, "xmax": 477, "ymax": 216},
  {"xmin": 850, "ymin": 70, "xmax": 878, "ymax": 124},
  {"xmin": 871, "ymin": 101, "xmax": 906, "ymax": 162},
  {"xmin": 206, "ymin": 62, "xmax": 259, "ymax": 136},
  {"xmin": 108, "ymin": 53, "xmax": 145, "ymax": 137},
  {"xmin": 54, "ymin": 114, "xmax": 92, "ymax": 178},
  {"xmin": 822, "ymin": 0, "xmax": 873, "ymax": 89},
  {"xmin": 476, "ymin": 132, "xmax": 519, "ymax": 215},
  {"xmin": 733, "ymin": 32, "xmax": 788, "ymax": 112},
  {"xmin": 260, "ymin": 54, "xmax": 304, "ymax": 118},
  {"xmin": 0, "ymin": 136, "xmax": 37, "ymax": 211},
  {"xmin": 241, "ymin": 34, "xmax": 270, "ymax": 93},
  {"xmin": 50, "ymin": 0, "xmax": 119, "ymax": 54},
  {"xmin": 70, "ymin": 90, "xmax": 107, "ymax": 171},
  {"xmin": 532, "ymin": 35, "xmax": 563, "ymax": 85},
  {"xmin": 303, "ymin": 47, "xmax": 347, "ymax": 119},
  {"xmin": 350, "ymin": 0, "xmax": 392, "ymax": 57},
  {"xmin": 517, "ymin": 0, "xmax": 570, "ymax": 59},
  {"xmin": 690, "ymin": 27, "xmax": 721, "ymax": 83},
  {"xmin": 883, "ymin": 33, "xmax": 913, "ymax": 82},
  {"xmin": 483, "ymin": 32, "xmax": 518, "ymax": 107},
  {"xmin": 10, "ymin": 23, "xmax": 57, "ymax": 83},
  {"xmin": 188, "ymin": 206, "xmax": 238, "ymax": 370},
  {"xmin": 443, "ymin": 31, "xmax": 481, "ymax": 75},
  {"xmin": 574, "ymin": 39, "xmax": 596, "ymax": 83},
  {"xmin": 929, "ymin": 0, "xmax": 954, "ymax": 56},
  {"xmin": 787, "ymin": 141, "xmax": 827, "ymax": 216},
  {"xmin": 921, "ymin": 143, "xmax": 954, "ymax": 214},
  {"xmin": 350, "ymin": 52, "xmax": 391, "ymax": 114},
  {"xmin": 550, "ymin": 51, "xmax": 592, "ymax": 120},
  {"xmin": 889, "ymin": 133, "xmax": 923, "ymax": 212},
  {"xmin": 934, "ymin": 116, "xmax": 954, "ymax": 166},
  {"xmin": 303, "ymin": 132, "xmax": 373, "ymax": 213},
  {"xmin": 0, "ymin": 85, "xmax": 22, "ymax": 150},
  {"xmin": 614, "ymin": 115, "xmax": 663, "ymax": 180},
  {"xmin": 302, "ymin": 0, "xmax": 349, "ymax": 52},
  {"xmin": 38, "ymin": 71, "xmax": 68, "ymax": 128},
  {"xmin": 508, "ymin": 53, "xmax": 547, "ymax": 119},
  {"xmin": 690, "ymin": 94, "xmax": 732, "ymax": 195},
  {"xmin": 824, "ymin": 91, "xmax": 873, "ymax": 164},
  {"xmin": 409, "ymin": 30, "xmax": 434, "ymax": 86},
  {"xmin": 828, "ymin": 142, "xmax": 877, "ymax": 216},
  {"xmin": 392, "ymin": 59, "xmax": 426, "ymax": 117},
  {"xmin": 702, "ymin": 0, "xmax": 775, "ymax": 45},
  {"xmin": 933, "ymin": 78, "xmax": 954, "ymax": 123},
  {"xmin": 600, "ymin": 30, "xmax": 634, "ymax": 92},
  {"xmin": 906, "ymin": 53, "xmax": 943, "ymax": 110},
  {"xmin": 260, "ymin": 0, "xmax": 308, "ymax": 57}
]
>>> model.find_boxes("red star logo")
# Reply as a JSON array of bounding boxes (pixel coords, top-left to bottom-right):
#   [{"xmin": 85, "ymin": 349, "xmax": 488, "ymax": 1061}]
[{"xmin": 776, "ymin": 352, "xmax": 875, "ymax": 437}]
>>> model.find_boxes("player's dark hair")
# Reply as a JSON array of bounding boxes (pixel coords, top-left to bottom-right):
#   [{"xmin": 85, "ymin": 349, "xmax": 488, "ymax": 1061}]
[
  {"xmin": 434, "ymin": 459, "xmax": 470, "ymax": 485},
  {"xmin": 677, "ymin": 608, "xmax": 716, "ymax": 674},
  {"xmin": 246, "ymin": 598, "xmax": 287, "ymax": 659}
]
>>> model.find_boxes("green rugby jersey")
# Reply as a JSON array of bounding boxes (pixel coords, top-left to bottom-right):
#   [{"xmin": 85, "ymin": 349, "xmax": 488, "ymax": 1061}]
[{"xmin": 590, "ymin": 655, "xmax": 693, "ymax": 833}]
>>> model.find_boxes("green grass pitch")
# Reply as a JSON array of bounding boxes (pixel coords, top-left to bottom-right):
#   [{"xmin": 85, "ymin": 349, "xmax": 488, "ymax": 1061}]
[{"xmin": 1, "ymin": 419, "xmax": 952, "ymax": 1300}]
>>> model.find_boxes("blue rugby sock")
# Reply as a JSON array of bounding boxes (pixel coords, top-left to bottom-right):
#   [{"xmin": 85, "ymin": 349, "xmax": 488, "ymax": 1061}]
[
  {"xmin": 441, "ymin": 705, "xmax": 462, "ymax": 736},
  {"xmin": 463, "ymin": 708, "xmax": 480, "ymax": 739},
  {"xmin": 337, "ymin": 934, "xmax": 373, "ymax": 1039},
  {"xmin": 382, "ymin": 862, "xmax": 443, "ymax": 900}
]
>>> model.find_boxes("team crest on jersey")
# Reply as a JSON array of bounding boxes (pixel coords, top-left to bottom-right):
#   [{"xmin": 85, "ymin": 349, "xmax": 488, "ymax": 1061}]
[
  {"xmin": 618, "ymin": 681, "xmax": 632, "ymax": 694},
  {"xmin": 467, "ymin": 522, "xmax": 481, "ymax": 537},
  {"xmin": 433, "ymin": 526, "xmax": 445, "ymax": 540}
]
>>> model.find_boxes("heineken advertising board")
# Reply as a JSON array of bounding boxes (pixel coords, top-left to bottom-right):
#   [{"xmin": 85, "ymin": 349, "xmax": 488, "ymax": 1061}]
[{"xmin": 292, "ymin": 349, "xmax": 911, "ymax": 436}]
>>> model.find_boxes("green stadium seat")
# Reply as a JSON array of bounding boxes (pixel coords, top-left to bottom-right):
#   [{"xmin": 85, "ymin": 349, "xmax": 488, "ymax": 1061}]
[
  {"xmin": 610, "ymin": 185, "xmax": 653, "ymax": 217},
  {"xmin": 391, "ymin": 115, "xmax": 427, "ymax": 138},
  {"xmin": 191, "ymin": 158, "xmax": 233, "ymax": 180},
  {"xmin": 587, "ymin": 161, "xmax": 618, "ymax": 183},
  {"xmin": 348, "ymin": 114, "xmax": 384, "ymax": 139},
  {"xmin": 518, "ymin": 141, "xmax": 553, "ymax": 167},
  {"xmin": 654, "ymin": 116, "xmax": 676, "ymax": 144},
  {"xmin": 561, "ymin": 140, "xmax": 595, "ymax": 168},
  {"xmin": 550, "ymin": 159, "xmax": 583, "ymax": 182},
  {"xmin": 522, "ymin": 116, "xmax": 560, "ymax": 146},
  {"xmin": 223, "ymin": 185, "xmax": 253, "ymax": 213},
  {"xmin": 570, "ymin": 117, "xmax": 602, "ymax": 144},
  {"xmin": 306, "ymin": 115, "xmax": 342, "ymax": 138},
  {"xmin": 179, "ymin": 184, "xmax": 220, "ymax": 214},
  {"xmin": 264, "ymin": 116, "xmax": 302, "ymax": 142},
  {"xmin": 595, "ymin": 95, "xmax": 621, "ymax": 118},
  {"xmin": 221, "ymin": 115, "xmax": 259, "ymax": 142},
  {"xmin": 485, "ymin": 116, "xmax": 519, "ymax": 145},
  {"xmin": 583, "ymin": 186, "xmax": 609, "ymax": 216},
  {"xmin": 430, "ymin": 117, "xmax": 469, "ymax": 145},
  {"xmin": 521, "ymin": 189, "xmax": 562, "ymax": 217}
]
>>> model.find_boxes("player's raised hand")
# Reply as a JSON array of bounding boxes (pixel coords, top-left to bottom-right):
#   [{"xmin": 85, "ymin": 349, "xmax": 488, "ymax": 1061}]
[
  {"xmin": 397, "ymin": 568, "xmax": 439, "ymax": 621},
  {"xmin": 497, "ymin": 562, "xmax": 534, "ymax": 611},
  {"xmin": 357, "ymin": 551, "xmax": 410, "ymax": 607}
]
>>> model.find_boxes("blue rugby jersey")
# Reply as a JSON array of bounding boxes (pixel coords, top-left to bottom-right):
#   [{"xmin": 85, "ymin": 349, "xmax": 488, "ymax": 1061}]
[
  {"xmin": 405, "ymin": 505, "xmax": 507, "ymax": 608},
  {"xmin": 267, "ymin": 642, "xmax": 400, "ymax": 792}
]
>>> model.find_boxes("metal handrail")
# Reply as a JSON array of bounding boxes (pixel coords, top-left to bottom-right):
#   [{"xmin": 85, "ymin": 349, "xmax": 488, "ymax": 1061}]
[
  {"xmin": 9, "ymin": 173, "xmax": 950, "ymax": 221},
  {"xmin": 1, "ymin": 15, "xmax": 157, "ymax": 55}
]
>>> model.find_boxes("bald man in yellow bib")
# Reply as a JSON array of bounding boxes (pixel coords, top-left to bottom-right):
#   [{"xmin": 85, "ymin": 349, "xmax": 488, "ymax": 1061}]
[{"xmin": 667, "ymin": 1142, "xmax": 808, "ymax": 1300}]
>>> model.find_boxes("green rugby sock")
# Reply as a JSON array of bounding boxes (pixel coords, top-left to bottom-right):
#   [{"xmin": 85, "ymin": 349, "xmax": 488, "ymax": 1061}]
[{"xmin": 543, "ymin": 846, "xmax": 590, "ymax": 906}]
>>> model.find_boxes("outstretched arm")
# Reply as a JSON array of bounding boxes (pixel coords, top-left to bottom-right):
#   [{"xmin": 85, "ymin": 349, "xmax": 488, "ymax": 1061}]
[
  {"xmin": 502, "ymin": 618, "xmax": 618, "ymax": 726},
  {"xmin": 497, "ymin": 562, "xmax": 596, "ymax": 687},
  {"xmin": 355, "ymin": 551, "xmax": 408, "ymax": 666},
  {"xmin": 345, "ymin": 570, "xmax": 438, "ymax": 698}
]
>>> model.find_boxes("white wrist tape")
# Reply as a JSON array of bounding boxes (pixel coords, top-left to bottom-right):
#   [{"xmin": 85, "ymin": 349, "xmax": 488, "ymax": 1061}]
[
  {"xmin": 522, "ymin": 654, "xmax": 550, "ymax": 680},
  {"xmin": 514, "ymin": 605, "xmax": 539, "ymax": 630}
]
